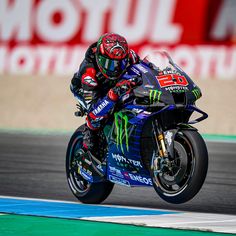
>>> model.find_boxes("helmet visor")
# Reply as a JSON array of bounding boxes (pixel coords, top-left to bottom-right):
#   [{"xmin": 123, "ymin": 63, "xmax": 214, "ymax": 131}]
[{"xmin": 97, "ymin": 55, "xmax": 128, "ymax": 77}]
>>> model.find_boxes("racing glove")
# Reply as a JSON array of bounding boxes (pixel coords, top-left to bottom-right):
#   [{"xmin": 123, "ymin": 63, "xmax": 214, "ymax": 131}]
[{"xmin": 108, "ymin": 75, "xmax": 142, "ymax": 101}]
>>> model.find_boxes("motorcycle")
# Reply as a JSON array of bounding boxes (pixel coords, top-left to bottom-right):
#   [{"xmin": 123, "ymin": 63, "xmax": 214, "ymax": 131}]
[{"xmin": 66, "ymin": 52, "xmax": 208, "ymax": 204}]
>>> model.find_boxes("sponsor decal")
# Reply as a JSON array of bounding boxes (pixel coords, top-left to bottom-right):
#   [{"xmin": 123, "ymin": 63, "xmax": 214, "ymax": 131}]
[
  {"xmin": 165, "ymin": 86, "xmax": 189, "ymax": 93},
  {"xmin": 192, "ymin": 88, "xmax": 202, "ymax": 100},
  {"xmin": 111, "ymin": 153, "xmax": 143, "ymax": 168},
  {"xmin": 83, "ymin": 76, "xmax": 97, "ymax": 87},
  {"xmin": 149, "ymin": 89, "xmax": 162, "ymax": 104},
  {"xmin": 135, "ymin": 64, "xmax": 148, "ymax": 73},
  {"xmin": 130, "ymin": 67, "xmax": 141, "ymax": 76},
  {"xmin": 92, "ymin": 99, "xmax": 109, "ymax": 115},
  {"xmin": 128, "ymin": 173, "xmax": 153, "ymax": 185},
  {"xmin": 112, "ymin": 153, "xmax": 126, "ymax": 162},
  {"xmin": 157, "ymin": 74, "xmax": 189, "ymax": 88},
  {"xmin": 144, "ymin": 84, "xmax": 155, "ymax": 89},
  {"xmin": 109, "ymin": 166, "xmax": 123, "ymax": 178},
  {"xmin": 114, "ymin": 112, "xmax": 129, "ymax": 153},
  {"xmin": 78, "ymin": 167, "xmax": 93, "ymax": 182},
  {"xmin": 84, "ymin": 90, "xmax": 93, "ymax": 101},
  {"xmin": 109, "ymin": 175, "xmax": 130, "ymax": 186}
]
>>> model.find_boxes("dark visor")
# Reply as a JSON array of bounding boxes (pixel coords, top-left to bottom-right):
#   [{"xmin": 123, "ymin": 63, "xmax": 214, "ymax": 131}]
[{"xmin": 98, "ymin": 55, "xmax": 128, "ymax": 76}]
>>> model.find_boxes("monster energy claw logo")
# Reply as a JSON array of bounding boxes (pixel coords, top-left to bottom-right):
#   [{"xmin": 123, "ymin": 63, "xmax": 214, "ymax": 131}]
[
  {"xmin": 114, "ymin": 112, "xmax": 129, "ymax": 153},
  {"xmin": 192, "ymin": 88, "xmax": 202, "ymax": 99},
  {"xmin": 149, "ymin": 89, "xmax": 162, "ymax": 104}
]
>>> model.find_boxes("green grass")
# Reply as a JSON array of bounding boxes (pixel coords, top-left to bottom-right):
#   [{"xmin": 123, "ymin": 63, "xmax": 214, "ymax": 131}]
[{"xmin": 0, "ymin": 214, "xmax": 231, "ymax": 236}]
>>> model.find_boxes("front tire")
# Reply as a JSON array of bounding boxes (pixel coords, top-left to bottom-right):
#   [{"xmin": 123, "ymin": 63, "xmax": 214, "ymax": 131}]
[
  {"xmin": 151, "ymin": 130, "xmax": 208, "ymax": 204},
  {"xmin": 66, "ymin": 125, "xmax": 114, "ymax": 204}
]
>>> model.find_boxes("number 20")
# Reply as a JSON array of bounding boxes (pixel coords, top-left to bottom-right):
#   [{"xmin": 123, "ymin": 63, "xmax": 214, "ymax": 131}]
[{"xmin": 157, "ymin": 74, "xmax": 188, "ymax": 88}]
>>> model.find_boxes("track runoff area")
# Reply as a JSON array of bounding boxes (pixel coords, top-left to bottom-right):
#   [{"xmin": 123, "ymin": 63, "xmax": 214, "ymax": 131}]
[{"xmin": 0, "ymin": 196, "xmax": 235, "ymax": 235}]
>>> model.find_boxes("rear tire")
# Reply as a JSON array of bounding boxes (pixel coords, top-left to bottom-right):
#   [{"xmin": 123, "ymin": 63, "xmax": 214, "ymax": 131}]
[
  {"xmin": 66, "ymin": 125, "xmax": 114, "ymax": 204},
  {"xmin": 151, "ymin": 130, "xmax": 208, "ymax": 204}
]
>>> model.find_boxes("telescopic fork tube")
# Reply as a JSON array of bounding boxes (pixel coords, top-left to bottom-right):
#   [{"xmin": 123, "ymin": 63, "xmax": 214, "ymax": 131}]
[{"xmin": 152, "ymin": 120, "xmax": 168, "ymax": 158}]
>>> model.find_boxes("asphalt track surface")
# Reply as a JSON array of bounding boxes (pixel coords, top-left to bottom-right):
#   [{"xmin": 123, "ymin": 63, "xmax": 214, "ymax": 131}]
[{"xmin": 0, "ymin": 132, "xmax": 236, "ymax": 215}]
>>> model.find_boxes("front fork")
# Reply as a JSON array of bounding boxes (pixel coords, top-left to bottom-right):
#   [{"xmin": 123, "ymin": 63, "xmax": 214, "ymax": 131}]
[
  {"xmin": 151, "ymin": 120, "xmax": 176, "ymax": 175},
  {"xmin": 152, "ymin": 120, "xmax": 168, "ymax": 158}
]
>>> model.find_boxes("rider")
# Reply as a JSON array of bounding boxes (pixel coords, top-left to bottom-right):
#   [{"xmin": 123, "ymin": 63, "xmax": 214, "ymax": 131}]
[{"xmin": 70, "ymin": 33, "xmax": 141, "ymax": 177}]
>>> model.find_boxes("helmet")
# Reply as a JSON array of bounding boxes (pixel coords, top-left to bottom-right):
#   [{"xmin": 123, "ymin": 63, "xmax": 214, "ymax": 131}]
[{"xmin": 96, "ymin": 33, "xmax": 129, "ymax": 79}]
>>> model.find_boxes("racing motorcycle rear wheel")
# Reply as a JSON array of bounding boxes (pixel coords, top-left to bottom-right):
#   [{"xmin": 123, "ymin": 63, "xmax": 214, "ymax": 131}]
[
  {"xmin": 149, "ymin": 130, "xmax": 208, "ymax": 204},
  {"xmin": 66, "ymin": 125, "xmax": 114, "ymax": 204}
]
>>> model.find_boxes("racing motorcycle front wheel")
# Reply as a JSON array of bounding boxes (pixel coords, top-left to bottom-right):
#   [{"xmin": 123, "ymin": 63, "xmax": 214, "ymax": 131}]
[
  {"xmin": 66, "ymin": 125, "xmax": 114, "ymax": 204},
  {"xmin": 151, "ymin": 130, "xmax": 208, "ymax": 204}
]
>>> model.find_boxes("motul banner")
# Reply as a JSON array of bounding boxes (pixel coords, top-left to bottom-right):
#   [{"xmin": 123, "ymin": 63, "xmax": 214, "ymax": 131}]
[{"xmin": 0, "ymin": 0, "xmax": 236, "ymax": 78}]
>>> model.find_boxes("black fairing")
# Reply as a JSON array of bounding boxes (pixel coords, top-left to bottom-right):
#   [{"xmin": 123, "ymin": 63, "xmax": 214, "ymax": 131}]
[{"xmin": 127, "ymin": 60, "xmax": 201, "ymax": 107}]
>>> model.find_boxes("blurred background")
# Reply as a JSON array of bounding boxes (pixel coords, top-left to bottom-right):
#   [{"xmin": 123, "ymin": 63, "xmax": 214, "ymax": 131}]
[{"xmin": 0, "ymin": 0, "xmax": 236, "ymax": 135}]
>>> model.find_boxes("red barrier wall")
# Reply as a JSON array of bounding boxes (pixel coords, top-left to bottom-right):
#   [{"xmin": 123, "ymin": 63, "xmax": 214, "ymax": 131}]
[{"xmin": 0, "ymin": 0, "xmax": 236, "ymax": 78}]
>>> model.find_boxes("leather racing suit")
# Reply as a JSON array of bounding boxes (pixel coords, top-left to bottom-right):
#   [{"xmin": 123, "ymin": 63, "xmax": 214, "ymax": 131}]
[{"xmin": 70, "ymin": 42, "xmax": 140, "ymax": 155}]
